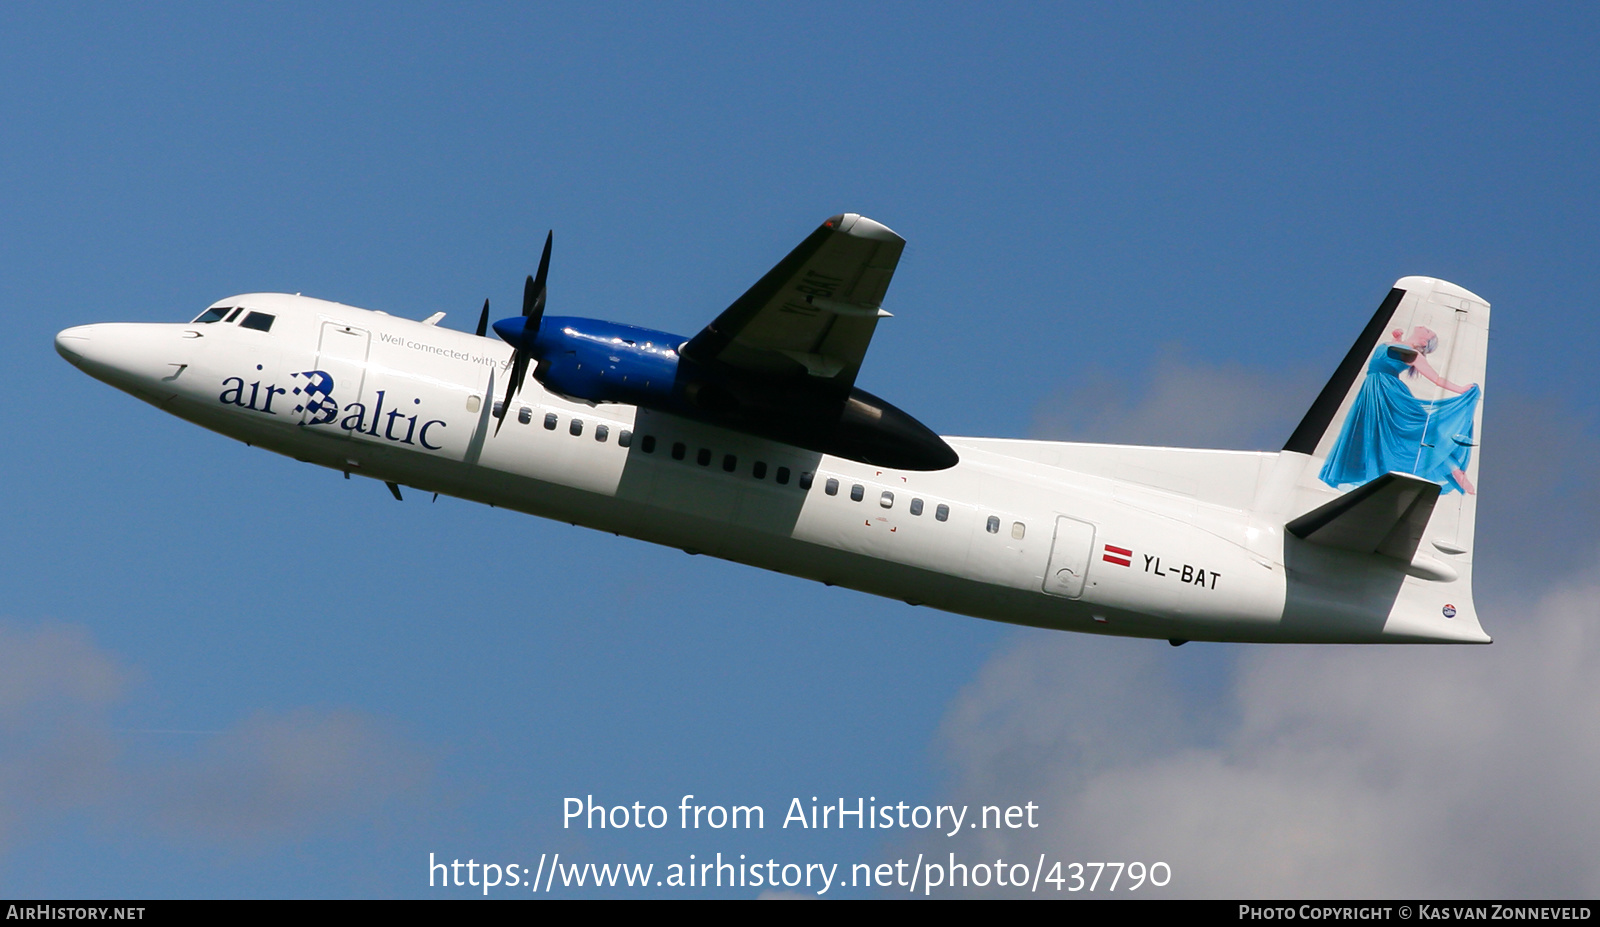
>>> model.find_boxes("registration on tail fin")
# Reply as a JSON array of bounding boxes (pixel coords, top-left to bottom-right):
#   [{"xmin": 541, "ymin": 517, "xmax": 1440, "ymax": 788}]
[{"xmin": 1275, "ymin": 277, "xmax": 1490, "ymax": 642}]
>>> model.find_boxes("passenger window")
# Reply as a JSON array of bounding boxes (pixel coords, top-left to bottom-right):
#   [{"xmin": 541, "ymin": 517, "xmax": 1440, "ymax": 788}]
[
  {"xmin": 641, "ymin": 434, "xmax": 654, "ymax": 453},
  {"xmin": 722, "ymin": 454, "xmax": 737, "ymax": 472},
  {"xmin": 800, "ymin": 472, "xmax": 814, "ymax": 490},
  {"xmin": 619, "ymin": 429, "xmax": 632, "ymax": 448},
  {"xmin": 570, "ymin": 419, "xmax": 584, "ymax": 437},
  {"xmin": 239, "ymin": 311, "xmax": 275, "ymax": 332},
  {"xmin": 544, "ymin": 412, "xmax": 558, "ymax": 430},
  {"xmin": 1012, "ymin": 521, "xmax": 1026, "ymax": 540},
  {"xmin": 697, "ymin": 448, "xmax": 711, "ymax": 466},
  {"xmin": 880, "ymin": 491, "xmax": 894, "ymax": 508},
  {"xmin": 935, "ymin": 504, "xmax": 949, "ymax": 522},
  {"xmin": 986, "ymin": 516, "xmax": 1000, "ymax": 534},
  {"xmin": 595, "ymin": 425, "xmax": 609, "ymax": 442},
  {"xmin": 825, "ymin": 478, "xmax": 839, "ymax": 496},
  {"xmin": 517, "ymin": 407, "xmax": 532, "ymax": 425},
  {"xmin": 752, "ymin": 461, "xmax": 767, "ymax": 479},
  {"xmin": 850, "ymin": 484, "xmax": 864, "ymax": 502},
  {"xmin": 493, "ymin": 400, "xmax": 505, "ymax": 419},
  {"xmin": 776, "ymin": 466, "xmax": 791, "ymax": 485},
  {"xmin": 910, "ymin": 498, "xmax": 924, "ymax": 516},
  {"xmin": 672, "ymin": 442, "xmax": 686, "ymax": 460}
]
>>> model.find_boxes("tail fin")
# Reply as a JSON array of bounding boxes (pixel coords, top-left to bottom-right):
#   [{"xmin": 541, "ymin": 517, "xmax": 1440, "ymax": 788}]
[
  {"xmin": 1284, "ymin": 276, "xmax": 1487, "ymax": 547},
  {"xmin": 1274, "ymin": 277, "xmax": 1490, "ymax": 642}
]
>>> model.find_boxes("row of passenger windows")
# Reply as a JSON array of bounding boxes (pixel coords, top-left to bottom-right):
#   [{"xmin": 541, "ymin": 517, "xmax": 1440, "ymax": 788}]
[
  {"xmin": 635, "ymin": 437, "xmax": 965, "ymax": 524},
  {"xmin": 821, "ymin": 478, "xmax": 952, "ymax": 522},
  {"xmin": 496, "ymin": 401, "xmax": 635, "ymax": 447},
  {"xmin": 647, "ymin": 437, "xmax": 812, "ymax": 488},
  {"xmin": 492, "ymin": 403, "xmax": 1023, "ymax": 536}
]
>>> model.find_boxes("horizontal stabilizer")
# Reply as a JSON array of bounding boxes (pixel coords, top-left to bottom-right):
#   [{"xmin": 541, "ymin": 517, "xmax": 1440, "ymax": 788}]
[{"xmin": 1286, "ymin": 472, "xmax": 1441, "ymax": 561}]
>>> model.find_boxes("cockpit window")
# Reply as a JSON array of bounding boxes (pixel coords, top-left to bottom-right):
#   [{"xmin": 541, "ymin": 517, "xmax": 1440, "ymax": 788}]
[
  {"xmin": 192, "ymin": 306, "xmax": 234, "ymax": 324},
  {"xmin": 239, "ymin": 311, "xmax": 276, "ymax": 332}
]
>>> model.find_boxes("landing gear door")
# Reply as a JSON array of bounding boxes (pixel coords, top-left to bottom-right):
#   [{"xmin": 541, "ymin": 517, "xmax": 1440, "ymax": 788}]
[
  {"xmin": 1042, "ymin": 516, "xmax": 1096, "ymax": 598},
  {"xmin": 299, "ymin": 322, "xmax": 370, "ymax": 429}
]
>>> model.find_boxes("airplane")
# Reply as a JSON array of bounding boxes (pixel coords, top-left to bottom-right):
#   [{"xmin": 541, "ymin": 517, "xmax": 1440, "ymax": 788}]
[{"xmin": 54, "ymin": 214, "xmax": 1491, "ymax": 645}]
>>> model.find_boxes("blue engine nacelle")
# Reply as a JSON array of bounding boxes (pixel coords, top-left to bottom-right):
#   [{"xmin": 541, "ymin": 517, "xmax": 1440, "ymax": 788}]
[
  {"xmin": 494, "ymin": 316, "xmax": 957, "ymax": 470},
  {"xmin": 525, "ymin": 317, "xmax": 683, "ymax": 408}
]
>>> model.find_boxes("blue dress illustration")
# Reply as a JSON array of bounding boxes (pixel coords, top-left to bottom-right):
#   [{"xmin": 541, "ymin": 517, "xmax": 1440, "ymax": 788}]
[{"xmin": 1319, "ymin": 337, "xmax": 1479, "ymax": 495}]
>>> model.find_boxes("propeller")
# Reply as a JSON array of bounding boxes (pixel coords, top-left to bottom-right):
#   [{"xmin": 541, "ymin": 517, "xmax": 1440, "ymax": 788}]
[
  {"xmin": 492, "ymin": 230, "xmax": 553, "ymax": 435},
  {"xmin": 475, "ymin": 298, "xmax": 490, "ymax": 338}
]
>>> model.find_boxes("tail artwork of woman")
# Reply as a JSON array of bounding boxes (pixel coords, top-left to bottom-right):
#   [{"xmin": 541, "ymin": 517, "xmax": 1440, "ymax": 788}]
[{"xmin": 1317, "ymin": 325, "xmax": 1481, "ymax": 495}]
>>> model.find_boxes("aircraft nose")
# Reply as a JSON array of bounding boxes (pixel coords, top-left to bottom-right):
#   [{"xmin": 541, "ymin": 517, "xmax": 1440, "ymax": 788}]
[
  {"xmin": 54, "ymin": 324, "xmax": 97, "ymax": 366},
  {"xmin": 54, "ymin": 322, "xmax": 194, "ymax": 402}
]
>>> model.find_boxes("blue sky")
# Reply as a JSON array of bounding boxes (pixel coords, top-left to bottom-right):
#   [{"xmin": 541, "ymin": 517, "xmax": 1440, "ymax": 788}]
[{"xmin": 3, "ymin": 4, "xmax": 1599, "ymax": 897}]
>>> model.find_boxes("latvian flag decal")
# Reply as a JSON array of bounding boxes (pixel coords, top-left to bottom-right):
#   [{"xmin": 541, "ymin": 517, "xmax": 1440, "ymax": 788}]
[{"xmin": 1103, "ymin": 544, "xmax": 1132, "ymax": 567}]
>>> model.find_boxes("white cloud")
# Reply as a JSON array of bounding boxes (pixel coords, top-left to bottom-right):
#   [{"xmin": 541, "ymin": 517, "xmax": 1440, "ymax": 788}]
[
  {"xmin": 0, "ymin": 623, "xmax": 430, "ymax": 854},
  {"xmin": 153, "ymin": 708, "xmax": 430, "ymax": 841},
  {"xmin": 0, "ymin": 625, "xmax": 127, "ymax": 850},
  {"xmin": 0, "ymin": 625, "xmax": 125, "ymax": 719},
  {"xmin": 929, "ymin": 561, "xmax": 1600, "ymax": 897}
]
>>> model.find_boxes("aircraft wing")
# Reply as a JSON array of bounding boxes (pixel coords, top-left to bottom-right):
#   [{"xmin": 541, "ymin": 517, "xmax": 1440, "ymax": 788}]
[{"xmin": 681, "ymin": 213, "xmax": 904, "ymax": 395}]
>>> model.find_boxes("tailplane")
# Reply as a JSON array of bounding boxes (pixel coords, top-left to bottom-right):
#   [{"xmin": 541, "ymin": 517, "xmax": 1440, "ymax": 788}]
[{"xmin": 1286, "ymin": 471, "xmax": 1441, "ymax": 563}]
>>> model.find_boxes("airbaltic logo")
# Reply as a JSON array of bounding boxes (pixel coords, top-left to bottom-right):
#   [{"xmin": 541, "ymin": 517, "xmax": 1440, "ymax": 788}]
[
  {"xmin": 219, "ymin": 367, "xmax": 447, "ymax": 450},
  {"xmin": 292, "ymin": 370, "xmax": 339, "ymax": 424}
]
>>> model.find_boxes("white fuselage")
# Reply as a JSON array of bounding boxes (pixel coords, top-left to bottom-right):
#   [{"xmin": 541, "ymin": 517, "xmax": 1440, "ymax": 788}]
[{"xmin": 55, "ymin": 293, "xmax": 1489, "ymax": 644}]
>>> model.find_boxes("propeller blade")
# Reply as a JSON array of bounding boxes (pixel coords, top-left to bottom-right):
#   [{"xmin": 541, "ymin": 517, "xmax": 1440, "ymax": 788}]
[
  {"xmin": 493, "ymin": 351, "xmax": 530, "ymax": 436},
  {"xmin": 475, "ymin": 298, "xmax": 490, "ymax": 338},
  {"xmin": 523, "ymin": 230, "xmax": 552, "ymax": 324}
]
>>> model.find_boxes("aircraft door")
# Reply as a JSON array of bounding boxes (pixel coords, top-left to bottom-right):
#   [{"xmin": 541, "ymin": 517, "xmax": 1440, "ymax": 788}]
[
  {"xmin": 1042, "ymin": 516, "xmax": 1095, "ymax": 598},
  {"xmin": 303, "ymin": 322, "xmax": 370, "ymax": 430}
]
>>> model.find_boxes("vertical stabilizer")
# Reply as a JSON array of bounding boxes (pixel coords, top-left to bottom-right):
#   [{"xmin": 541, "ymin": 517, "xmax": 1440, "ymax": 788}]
[
  {"xmin": 1275, "ymin": 278, "xmax": 1490, "ymax": 642},
  {"xmin": 1286, "ymin": 277, "xmax": 1487, "ymax": 542}
]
